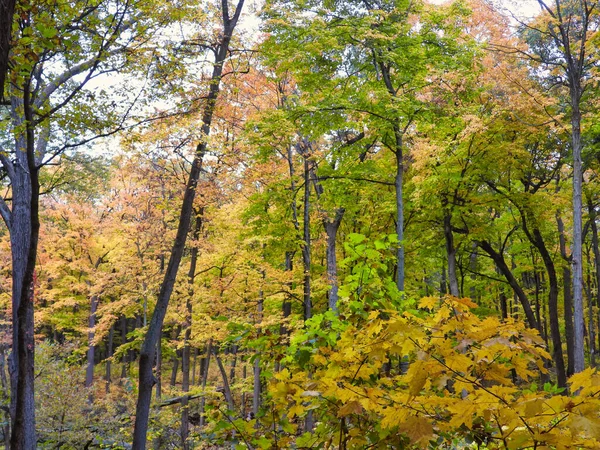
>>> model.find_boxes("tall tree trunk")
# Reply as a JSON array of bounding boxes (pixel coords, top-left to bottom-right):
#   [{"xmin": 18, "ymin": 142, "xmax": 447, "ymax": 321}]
[
  {"xmin": 199, "ymin": 340, "xmax": 212, "ymax": 428},
  {"xmin": 181, "ymin": 213, "xmax": 202, "ymax": 450},
  {"xmin": 155, "ymin": 329, "xmax": 162, "ymax": 400},
  {"xmin": 0, "ymin": 348, "xmax": 10, "ymax": 450},
  {"xmin": 571, "ymin": 88, "xmax": 585, "ymax": 374},
  {"xmin": 4, "ymin": 89, "xmax": 40, "ymax": 450},
  {"xmin": 253, "ymin": 284, "xmax": 263, "ymax": 418},
  {"xmin": 301, "ymin": 153, "xmax": 312, "ymax": 321},
  {"xmin": 557, "ymin": 214, "xmax": 575, "ymax": 376},
  {"xmin": 394, "ymin": 128, "xmax": 404, "ymax": 292},
  {"xmin": 131, "ymin": 4, "xmax": 244, "ymax": 447},
  {"xmin": 444, "ymin": 212, "xmax": 460, "ymax": 297},
  {"xmin": 86, "ymin": 295, "xmax": 99, "ymax": 400},
  {"xmin": 589, "ymin": 199, "xmax": 600, "ymax": 365},
  {"xmin": 324, "ymin": 208, "xmax": 344, "ymax": 311},
  {"xmin": 521, "ymin": 215, "xmax": 567, "ymax": 389},
  {"xmin": 105, "ymin": 324, "xmax": 113, "ymax": 393},
  {"xmin": 0, "ymin": 0, "xmax": 16, "ymax": 100},
  {"xmin": 121, "ymin": 317, "xmax": 128, "ymax": 379},
  {"xmin": 586, "ymin": 248, "xmax": 596, "ymax": 366},
  {"xmin": 215, "ymin": 350, "xmax": 234, "ymax": 413}
]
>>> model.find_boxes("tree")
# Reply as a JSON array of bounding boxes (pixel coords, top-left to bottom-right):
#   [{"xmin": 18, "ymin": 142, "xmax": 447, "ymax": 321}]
[
  {"xmin": 516, "ymin": 0, "xmax": 600, "ymax": 374},
  {"xmin": 0, "ymin": 0, "xmax": 164, "ymax": 445},
  {"xmin": 131, "ymin": 0, "xmax": 245, "ymax": 446},
  {"xmin": 0, "ymin": 0, "xmax": 16, "ymax": 100}
]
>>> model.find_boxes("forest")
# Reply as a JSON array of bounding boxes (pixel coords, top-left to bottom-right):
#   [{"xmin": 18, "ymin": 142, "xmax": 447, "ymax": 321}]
[{"xmin": 1, "ymin": 0, "xmax": 600, "ymax": 448}]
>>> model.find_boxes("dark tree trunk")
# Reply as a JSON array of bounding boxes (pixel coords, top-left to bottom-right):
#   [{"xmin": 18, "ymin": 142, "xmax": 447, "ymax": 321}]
[
  {"xmin": 86, "ymin": 295, "xmax": 99, "ymax": 400},
  {"xmin": 131, "ymin": 3, "xmax": 244, "ymax": 447},
  {"xmin": 394, "ymin": 129, "xmax": 404, "ymax": 292},
  {"xmin": 170, "ymin": 354, "xmax": 179, "ymax": 387},
  {"xmin": 0, "ymin": 0, "xmax": 15, "ymax": 100},
  {"xmin": 199, "ymin": 340, "xmax": 212, "ymax": 428},
  {"xmin": 557, "ymin": 214, "xmax": 575, "ymax": 376},
  {"xmin": 444, "ymin": 212, "xmax": 460, "ymax": 297},
  {"xmin": 105, "ymin": 324, "xmax": 114, "ymax": 393},
  {"xmin": 155, "ymin": 329, "xmax": 162, "ymax": 400},
  {"xmin": 521, "ymin": 217, "xmax": 567, "ymax": 389},
  {"xmin": 120, "ymin": 316, "xmax": 128, "ymax": 379},
  {"xmin": 181, "ymin": 213, "xmax": 202, "ymax": 450},
  {"xmin": 589, "ymin": 199, "xmax": 600, "ymax": 365},
  {"xmin": 0, "ymin": 348, "xmax": 10, "ymax": 450},
  {"xmin": 301, "ymin": 153, "xmax": 312, "ymax": 321},
  {"xmin": 214, "ymin": 350, "xmax": 234, "ymax": 413},
  {"xmin": 324, "ymin": 208, "xmax": 344, "ymax": 311},
  {"xmin": 477, "ymin": 240, "xmax": 539, "ymax": 330},
  {"xmin": 253, "ymin": 285, "xmax": 263, "ymax": 418}
]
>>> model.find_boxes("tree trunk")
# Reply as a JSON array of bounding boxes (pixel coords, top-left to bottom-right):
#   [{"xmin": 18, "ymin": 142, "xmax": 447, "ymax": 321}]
[
  {"xmin": 477, "ymin": 240, "xmax": 539, "ymax": 330},
  {"xmin": 155, "ymin": 329, "xmax": 162, "ymax": 400},
  {"xmin": 324, "ymin": 208, "xmax": 344, "ymax": 311},
  {"xmin": 589, "ymin": 199, "xmax": 600, "ymax": 365},
  {"xmin": 253, "ymin": 284, "xmax": 263, "ymax": 418},
  {"xmin": 394, "ymin": 128, "xmax": 405, "ymax": 292},
  {"xmin": 444, "ymin": 212, "xmax": 460, "ymax": 297},
  {"xmin": 557, "ymin": 214, "xmax": 575, "ymax": 376},
  {"xmin": 181, "ymin": 213, "xmax": 202, "ymax": 450},
  {"xmin": 215, "ymin": 350, "xmax": 234, "ymax": 413},
  {"xmin": 105, "ymin": 324, "xmax": 113, "ymax": 393},
  {"xmin": 199, "ymin": 340, "xmax": 212, "ymax": 428},
  {"xmin": 5, "ymin": 91, "xmax": 40, "ymax": 450},
  {"xmin": 571, "ymin": 87, "xmax": 585, "ymax": 374},
  {"xmin": 0, "ymin": 0, "xmax": 16, "ymax": 100},
  {"xmin": 131, "ymin": 4, "xmax": 244, "ymax": 447},
  {"xmin": 301, "ymin": 153, "xmax": 312, "ymax": 321},
  {"xmin": 523, "ymin": 219, "xmax": 567, "ymax": 389},
  {"xmin": 121, "ymin": 316, "xmax": 128, "ymax": 379},
  {"xmin": 86, "ymin": 295, "xmax": 99, "ymax": 400}
]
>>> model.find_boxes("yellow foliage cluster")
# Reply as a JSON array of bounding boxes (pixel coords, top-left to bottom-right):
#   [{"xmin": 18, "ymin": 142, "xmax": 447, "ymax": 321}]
[{"xmin": 269, "ymin": 297, "xmax": 600, "ymax": 449}]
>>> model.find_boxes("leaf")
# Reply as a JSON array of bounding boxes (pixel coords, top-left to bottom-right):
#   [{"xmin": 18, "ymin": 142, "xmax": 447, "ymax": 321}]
[
  {"xmin": 338, "ymin": 401, "xmax": 363, "ymax": 417},
  {"xmin": 418, "ymin": 297, "xmax": 438, "ymax": 310},
  {"xmin": 398, "ymin": 415, "xmax": 434, "ymax": 444}
]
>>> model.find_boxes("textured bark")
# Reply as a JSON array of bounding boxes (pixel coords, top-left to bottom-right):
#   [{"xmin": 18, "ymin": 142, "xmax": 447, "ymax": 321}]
[
  {"xmin": 571, "ymin": 91, "xmax": 585, "ymax": 373},
  {"xmin": 324, "ymin": 208, "xmax": 344, "ymax": 311},
  {"xmin": 0, "ymin": 0, "xmax": 16, "ymax": 100},
  {"xmin": 131, "ymin": 3, "xmax": 244, "ymax": 447},
  {"xmin": 5, "ymin": 90, "xmax": 39, "ymax": 450}
]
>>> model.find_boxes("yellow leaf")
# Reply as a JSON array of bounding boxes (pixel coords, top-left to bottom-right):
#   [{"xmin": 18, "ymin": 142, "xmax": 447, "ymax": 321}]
[
  {"xmin": 398, "ymin": 415, "xmax": 434, "ymax": 444},
  {"xmin": 337, "ymin": 401, "xmax": 363, "ymax": 417},
  {"xmin": 418, "ymin": 296, "xmax": 438, "ymax": 310},
  {"xmin": 569, "ymin": 367, "xmax": 598, "ymax": 392}
]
